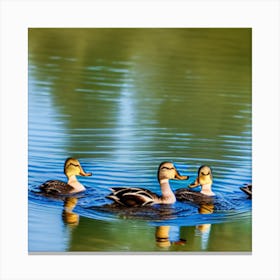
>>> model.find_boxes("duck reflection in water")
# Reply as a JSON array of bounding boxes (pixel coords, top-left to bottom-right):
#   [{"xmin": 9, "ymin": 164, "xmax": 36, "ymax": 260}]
[
  {"xmin": 155, "ymin": 202, "xmax": 214, "ymax": 249},
  {"xmin": 62, "ymin": 197, "xmax": 80, "ymax": 227},
  {"xmin": 155, "ymin": 226, "xmax": 187, "ymax": 248},
  {"xmin": 195, "ymin": 202, "xmax": 214, "ymax": 250}
]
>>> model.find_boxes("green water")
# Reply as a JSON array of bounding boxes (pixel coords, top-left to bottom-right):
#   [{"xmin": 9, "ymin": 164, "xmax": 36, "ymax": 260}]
[{"xmin": 28, "ymin": 28, "xmax": 252, "ymax": 253}]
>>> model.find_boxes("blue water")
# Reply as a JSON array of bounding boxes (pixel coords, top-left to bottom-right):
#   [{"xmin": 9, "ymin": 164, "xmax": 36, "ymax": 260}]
[{"xmin": 28, "ymin": 28, "xmax": 252, "ymax": 252}]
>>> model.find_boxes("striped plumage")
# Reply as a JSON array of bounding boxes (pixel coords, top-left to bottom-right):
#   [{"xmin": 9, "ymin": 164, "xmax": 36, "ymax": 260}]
[
  {"xmin": 39, "ymin": 180, "xmax": 75, "ymax": 195},
  {"xmin": 106, "ymin": 162, "xmax": 188, "ymax": 207},
  {"xmin": 240, "ymin": 184, "xmax": 252, "ymax": 198},
  {"xmin": 106, "ymin": 187, "xmax": 158, "ymax": 207}
]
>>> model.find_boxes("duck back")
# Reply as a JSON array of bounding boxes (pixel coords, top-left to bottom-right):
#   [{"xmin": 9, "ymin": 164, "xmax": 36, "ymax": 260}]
[
  {"xmin": 240, "ymin": 184, "xmax": 252, "ymax": 197},
  {"xmin": 106, "ymin": 187, "xmax": 158, "ymax": 207},
  {"xmin": 39, "ymin": 180, "xmax": 74, "ymax": 195},
  {"xmin": 175, "ymin": 188, "xmax": 214, "ymax": 204}
]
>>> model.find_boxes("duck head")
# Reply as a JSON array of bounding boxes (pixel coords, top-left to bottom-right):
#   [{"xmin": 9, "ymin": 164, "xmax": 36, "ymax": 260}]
[
  {"xmin": 198, "ymin": 165, "xmax": 212, "ymax": 182},
  {"xmin": 157, "ymin": 162, "xmax": 189, "ymax": 182},
  {"xmin": 64, "ymin": 157, "xmax": 92, "ymax": 178}
]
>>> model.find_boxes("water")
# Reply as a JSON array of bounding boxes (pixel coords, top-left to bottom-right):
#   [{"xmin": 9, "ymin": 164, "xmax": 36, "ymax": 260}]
[{"xmin": 28, "ymin": 28, "xmax": 252, "ymax": 253}]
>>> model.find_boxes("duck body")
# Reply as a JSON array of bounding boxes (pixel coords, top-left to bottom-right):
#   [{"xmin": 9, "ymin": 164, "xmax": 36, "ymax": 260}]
[
  {"xmin": 106, "ymin": 162, "xmax": 188, "ymax": 207},
  {"xmin": 240, "ymin": 184, "xmax": 252, "ymax": 198},
  {"xmin": 107, "ymin": 187, "xmax": 158, "ymax": 207},
  {"xmin": 39, "ymin": 180, "xmax": 75, "ymax": 195},
  {"xmin": 38, "ymin": 157, "xmax": 92, "ymax": 195},
  {"xmin": 175, "ymin": 188, "xmax": 214, "ymax": 205}
]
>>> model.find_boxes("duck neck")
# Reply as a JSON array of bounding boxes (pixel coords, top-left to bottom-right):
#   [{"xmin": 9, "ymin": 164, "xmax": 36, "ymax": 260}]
[
  {"xmin": 200, "ymin": 183, "xmax": 215, "ymax": 196},
  {"xmin": 67, "ymin": 175, "xmax": 86, "ymax": 193},
  {"xmin": 158, "ymin": 179, "xmax": 176, "ymax": 204}
]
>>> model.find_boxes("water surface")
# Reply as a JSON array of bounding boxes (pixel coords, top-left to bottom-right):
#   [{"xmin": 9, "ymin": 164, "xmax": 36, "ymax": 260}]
[{"xmin": 28, "ymin": 28, "xmax": 252, "ymax": 253}]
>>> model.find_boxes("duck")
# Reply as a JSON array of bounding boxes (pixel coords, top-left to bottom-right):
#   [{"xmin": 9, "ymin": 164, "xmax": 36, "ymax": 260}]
[
  {"xmin": 38, "ymin": 157, "xmax": 92, "ymax": 195},
  {"xmin": 240, "ymin": 183, "xmax": 252, "ymax": 198},
  {"xmin": 106, "ymin": 161, "xmax": 189, "ymax": 207},
  {"xmin": 175, "ymin": 165, "xmax": 215, "ymax": 203}
]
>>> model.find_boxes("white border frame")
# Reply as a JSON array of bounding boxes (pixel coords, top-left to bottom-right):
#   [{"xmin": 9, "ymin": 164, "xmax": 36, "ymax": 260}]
[{"xmin": 1, "ymin": 0, "xmax": 279, "ymax": 279}]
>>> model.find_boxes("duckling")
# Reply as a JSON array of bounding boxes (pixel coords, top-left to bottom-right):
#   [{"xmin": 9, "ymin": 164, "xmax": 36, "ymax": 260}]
[
  {"xmin": 240, "ymin": 183, "xmax": 252, "ymax": 198},
  {"xmin": 39, "ymin": 157, "xmax": 92, "ymax": 195},
  {"xmin": 175, "ymin": 165, "xmax": 215, "ymax": 203},
  {"xmin": 106, "ymin": 162, "xmax": 189, "ymax": 207}
]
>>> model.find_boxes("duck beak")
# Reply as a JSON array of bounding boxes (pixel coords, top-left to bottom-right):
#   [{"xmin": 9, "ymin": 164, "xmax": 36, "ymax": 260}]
[
  {"xmin": 79, "ymin": 167, "xmax": 92, "ymax": 176},
  {"xmin": 174, "ymin": 169, "xmax": 189, "ymax": 180}
]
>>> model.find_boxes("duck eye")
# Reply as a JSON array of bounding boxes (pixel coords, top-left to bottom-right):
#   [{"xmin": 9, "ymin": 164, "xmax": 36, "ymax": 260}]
[
  {"xmin": 160, "ymin": 167, "xmax": 175, "ymax": 170},
  {"xmin": 66, "ymin": 163, "xmax": 80, "ymax": 168}
]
